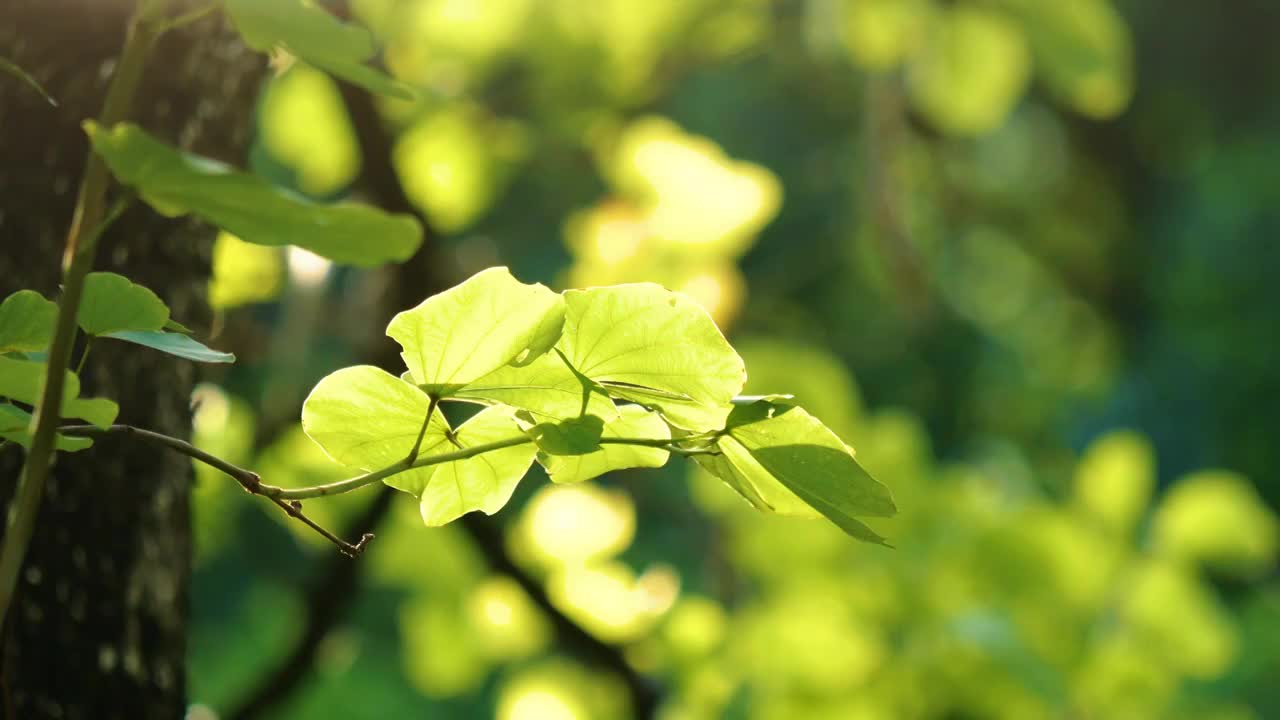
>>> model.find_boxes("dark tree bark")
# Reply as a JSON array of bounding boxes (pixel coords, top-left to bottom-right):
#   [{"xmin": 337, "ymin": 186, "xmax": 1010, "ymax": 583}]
[{"xmin": 0, "ymin": 2, "xmax": 263, "ymax": 717}]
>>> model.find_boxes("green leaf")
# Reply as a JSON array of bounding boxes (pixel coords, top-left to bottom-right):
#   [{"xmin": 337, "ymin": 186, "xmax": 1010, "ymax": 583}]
[
  {"xmin": 85, "ymin": 122, "xmax": 422, "ymax": 267},
  {"xmin": 0, "ymin": 290, "xmax": 58, "ymax": 353},
  {"xmin": 102, "ymin": 331, "xmax": 235, "ymax": 363},
  {"xmin": 0, "ymin": 356, "xmax": 118, "ymax": 428},
  {"xmin": 451, "ymin": 350, "xmax": 618, "ymax": 422},
  {"xmin": 0, "ymin": 403, "xmax": 92, "ymax": 452},
  {"xmin": 412, "ymin": 407, "xmax": 536, "ymax": 526},
  {"xmin": 302, "ymin": 365, "xmax": 449, "ymax": 472},
  {"xmin": 540, "ymin": 405, "xmax": 671, "ymax": 485},
  {"xmin": 387, "ymin": 267, "xmax": 565, "ymax": 396},
  {"xmin": 78, "ymin": 272, "xmax": 169, "ymax": 336},
  {"xmin": 0, "ymin": 56, "xmax": 57, "ymax": 106},
  {"xmin": 707, "ymin": 400, "xmax": 895, "ymax": 544},
  {"xmin": 558, "ymin": 284, "xmax": 744, "ymax": 431},
  {"xmin": 530, "ymin": 415, "xmax": 605, "ymax": 456},
  {"xmin": 224, "ymin": 0, "xmax": 415, "ymax": 100},
  {"xmin": 602, "ymin": 383, "xmax": 731, "ymax": 433}
]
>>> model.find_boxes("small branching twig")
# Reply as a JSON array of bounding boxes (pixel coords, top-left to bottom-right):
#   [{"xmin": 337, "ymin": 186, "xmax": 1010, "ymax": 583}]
[{"xmin": 59, "ymin": 423, "xmax": 703, "ymax": 558}]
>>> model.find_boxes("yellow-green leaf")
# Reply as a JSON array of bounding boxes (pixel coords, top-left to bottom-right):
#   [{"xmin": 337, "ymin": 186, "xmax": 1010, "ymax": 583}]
[{"xmin": 0, "ymin": 290, "xmax": 57, "ymax": 353}]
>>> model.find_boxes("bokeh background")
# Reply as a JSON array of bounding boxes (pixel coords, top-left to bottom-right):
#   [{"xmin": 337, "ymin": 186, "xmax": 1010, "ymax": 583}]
[{"xmin": 186, "ymin": 0, "xmax": 1280, "ymax": 718}]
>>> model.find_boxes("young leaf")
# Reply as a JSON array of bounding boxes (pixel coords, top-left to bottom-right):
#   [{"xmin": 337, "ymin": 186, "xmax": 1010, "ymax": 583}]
[
  {"xmin": 451, "ymin": 350, "xmax": 618, "ymax": 422},
  {"xmin": 540, "ymin": 405, "xmax": 671, "ymax": 485},
  {"xmin": 413, "ymin": 407, "xmax": 536, "ymax": 526},
  {"xmin": 529, "ymin": 415, "xmax": 605, "ymax": 456},
  {"xmin": 0, "ymin": 403, "xmax": 92, "ymax": 452},
  {"xmin": 0, "ymin": 356, "xmax": 118, "ymax": 428},
  {"xmin": 558, "ymin": 284, "xmax": 744, "ymax": 431},
  {"xmin": 102, "ymin": 331, "xmax": 235, "ymax": 363},
  {"xmin": 78, "ymin": 272, "xmax": 169, "ymax": 336},
  {"xmin": 0, "ymin": 290, "xmax": 57, "ymax": 353},
  {"xmin": 302, "ymin": 365, "xmax": 449, "ymax": 471},
  {"xmin": 387, "ymin": 267, "xmax": 565, "ymax": 396},
  {"xmin": 706, "ymin": 400, "xmax": 895, "ymax": 544},
  {"xmin": 223, "ymin": 0, "xmax": 415, "ymax": 100},
  {"xmin": 85, "ymin": 122, "xmax": 422, "ymax": 267}
]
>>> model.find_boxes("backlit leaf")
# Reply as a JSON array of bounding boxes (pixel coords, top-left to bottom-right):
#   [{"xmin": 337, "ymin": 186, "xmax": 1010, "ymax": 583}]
[
  {"xmin": 414, "ymin": 407, "xmax": 537, "ymax": 526},
  {"xmin": 706, "ymin": 400, "xmax": 895, "ymax": 543},
  {"xmin": 102, "ymin": 331, "xmax": 235, "ymax": 364},
  {"xmin": 0, "ymin": 290, "xmax": 57, "ymax": 353},
  {"xmin": 558, "ymin": 283, "xmax": 744, "ymax": 430},
  {"xmin": 540, "ymin": 405, "xmax": 670, "ymax": 485},
  {"xmin": 452, "ymin": 350, "xmax": 618, "ymax": 422},
  {"xmin": 302, "ymin": 365, "xmax": 449, "ymax": 474},
  {"xmin": 78, "ymin": 272, "xmax": 169, "ymax": 336},
  {"xmin": 530, "ymin": 415, "xmax": 605, "ymax": 456},
  {"xmin": 387, "ymin": 267, "xmax": 564, "ymax": 396},
  {"xmin": 86, "ymin": 122, "xmax": 422, "ymax": 267}
]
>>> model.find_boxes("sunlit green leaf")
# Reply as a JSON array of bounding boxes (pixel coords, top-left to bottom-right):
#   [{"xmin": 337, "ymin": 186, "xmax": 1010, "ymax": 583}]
[
  {"xmin": 302, "ymin": 365, "xmax": 449, "ymax": 473},
  {"xmin": 387, "ymin": 267, "xmax": 564, "ymax": 396},
  {"xmin": 1153, "ymin": 470, "xmax": 1278, "ymax": 578},
  {"xmin": 0, "ymin": 403, "xmax": 92, "ymax": 452},
  {"xmin": 540, "ymin": 405, "xmax": 670, "ymax": 485},
  {"xmin": 1018, "ymin": 0, "xmax": 1133, "ymax": 118},
  {"xmin": 907, "ymin": 6, "xmax": 1031, "ymax": 135},
  {"xmin": 85, "ymin": 122, "xmax": 422, "ymax": 267},
  {"xmin": 707, "ymin": 400, "xmax": 895, "ymax": 544},
  {"xmin": 0, "ymin": 356, "xmax": 118, "ymax": 428},
  {"xmin": 0, "ymin": 290, "xmax": 57, "ymax": 353},
  {"xmin": 224, "ymin": 0, "xmax": 415, "ymax": 99},
  {"xmin": 602, "ymin": 383, "xmax": 731, "ymax": 433},
  {"xmin": 558, "ymin": 283, "xmax": 744, "ymax": 430},
  {"xmin": 530, "ymin": 415, "xmax": 605, "ymax": 456},
  {"xmin": 452, "ymin": 350, "xmax": 618, "ymax": 422},
  {"xmin": 102, "ymin": 331, "xmax": 235, "ymax": 364},
  {"xmin": 78, "ymin": 272, "xmax": 169, "ymax": 336},
  {"xmin": 414, "ymin": 407, "xmax": 536, "ymax": 526}
]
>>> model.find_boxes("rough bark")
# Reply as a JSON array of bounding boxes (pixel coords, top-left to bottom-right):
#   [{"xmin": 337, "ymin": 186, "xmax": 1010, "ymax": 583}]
[{"xmin": 0, "ymin": 2, "xmax": 263, "ymax": 717}]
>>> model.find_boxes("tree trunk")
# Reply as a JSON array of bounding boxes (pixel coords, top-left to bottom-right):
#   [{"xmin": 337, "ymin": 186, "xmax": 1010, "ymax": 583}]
[{"xmin": 0, "ymin": 2, "xmax": 263, "ymax": 717}]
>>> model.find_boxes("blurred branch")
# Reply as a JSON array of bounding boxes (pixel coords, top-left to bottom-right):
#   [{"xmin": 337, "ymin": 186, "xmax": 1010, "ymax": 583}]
[
  {"xmin": 226, "ymin": 487, "xmax": 395, "ymax": 720},
  {"xmin": 863, "ymin": 76, "xmax": 931, "ymax": 321},
  {"xmin": 461, "ymin": 513, "xmax": 662, "ymax": 719}
]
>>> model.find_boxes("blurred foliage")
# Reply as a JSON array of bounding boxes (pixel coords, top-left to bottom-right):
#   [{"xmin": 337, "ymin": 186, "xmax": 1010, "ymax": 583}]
[{"xmin": 189, "ymin": 0, "xmax": 1280, "ymax": 717}]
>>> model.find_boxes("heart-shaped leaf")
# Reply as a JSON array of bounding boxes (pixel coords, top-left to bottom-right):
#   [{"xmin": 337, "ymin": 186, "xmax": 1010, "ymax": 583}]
[
  {"xmin": 387, "ymin": 267, "xmax": 564, "ymax": 396},
  {"xmin": 302, "ymin": 365, "xmax": 449, "ymax": 472},
  {"xmin": 78, "ymin": 272, "xmax": 169, "ymax": 336},
  {"xmin": 558, "ymin": 284, "xmax": 744, "ymax": 431},
  {"xmin": 452, "ymin": 350, "xmax": 618, "ymax": 422},
  {"xmin": 410, "ymin": 407, "xmax": 537, "ymax": 526},
  {"xmin": 539, "ymin": 405, "xmax": 670, "ymax": 485},
  {"xmin": 529, "ymin": 414, "xmax": 605, "ymax": 456},
  {"xmin": 0, "ymin": 290, "xmax": 57, "ymax": 353},
  {"xmin": 86, "ymin": 122, "xmax": 422, "ymax": 267},
  {"xmin": 701, "ymin": 400, "xmax": 895, "ymax": 544}
]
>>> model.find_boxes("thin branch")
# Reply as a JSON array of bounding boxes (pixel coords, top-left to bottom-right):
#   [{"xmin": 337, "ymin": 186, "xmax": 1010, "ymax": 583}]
[{"xmin": 58, "ymin": 424, "xmax": 370, "ymax": 556}]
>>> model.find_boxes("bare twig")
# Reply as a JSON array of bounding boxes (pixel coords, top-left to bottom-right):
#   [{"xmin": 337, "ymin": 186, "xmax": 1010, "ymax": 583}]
[{"xmin": 58, "ymin": 424, "xmax": 371, "ymax": 556}]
